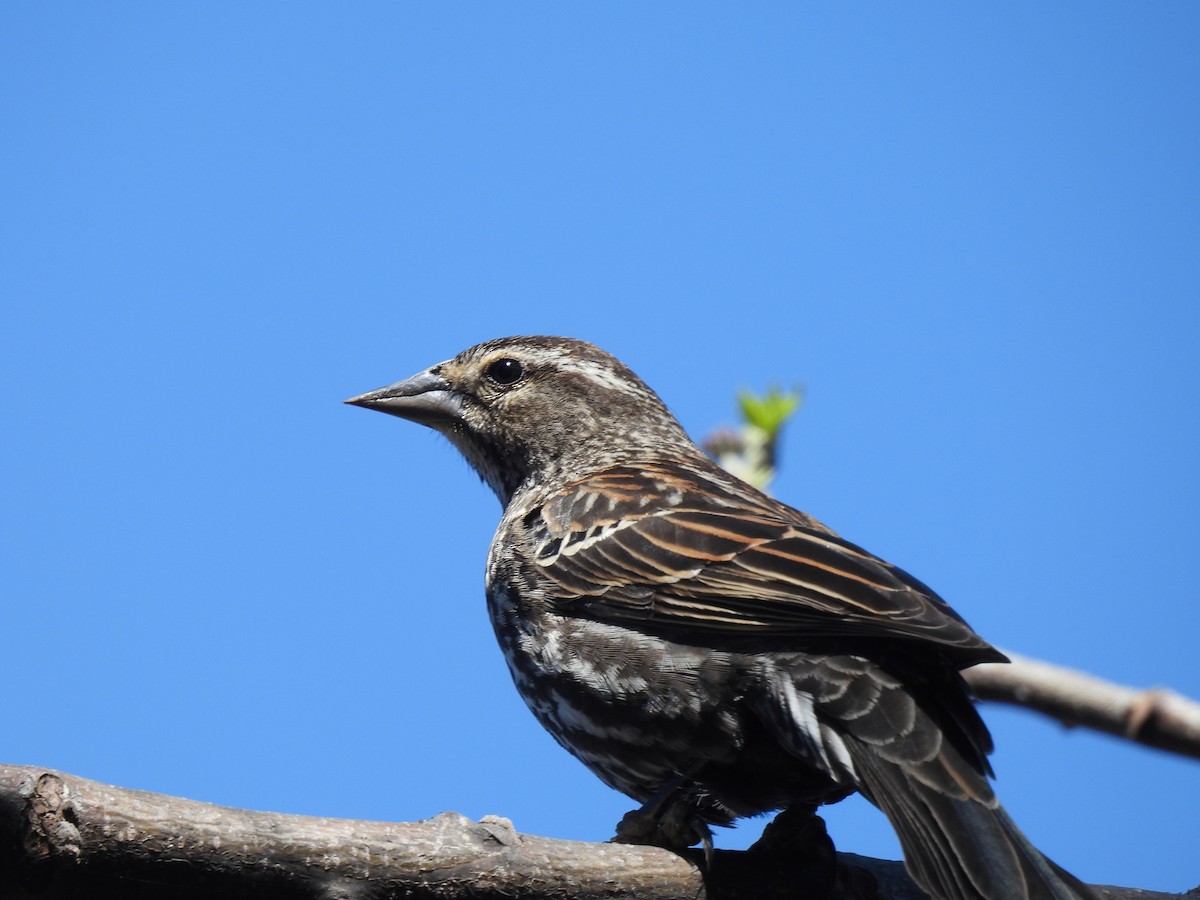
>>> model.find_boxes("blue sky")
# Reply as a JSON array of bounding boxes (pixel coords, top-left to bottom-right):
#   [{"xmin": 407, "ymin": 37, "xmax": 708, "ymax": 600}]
[{"xmin": 3, "ymin": 4, "xmax": 1198, "ymax": 893}]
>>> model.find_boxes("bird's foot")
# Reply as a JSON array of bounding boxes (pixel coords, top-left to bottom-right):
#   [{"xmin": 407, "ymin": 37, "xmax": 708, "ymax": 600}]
[
  {"xmin": 750, "ymin": 804, "xmax": 829, "ymax": 857},
  {"xmin": 612, "ymin": 800, "xmax": 713, "ymax": 855}
]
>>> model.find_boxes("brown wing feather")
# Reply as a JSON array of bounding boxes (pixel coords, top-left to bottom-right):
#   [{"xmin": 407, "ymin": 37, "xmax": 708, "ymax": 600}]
[{"xmin": 526, "ymin": 460, "xmax": 1005, "ymax": 666}]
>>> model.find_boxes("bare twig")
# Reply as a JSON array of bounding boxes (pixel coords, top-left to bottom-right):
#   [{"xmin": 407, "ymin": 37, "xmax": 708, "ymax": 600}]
[
  {"xmin": 703, "ymin": 410, "xmax": 1200, "ymax": 763},
  {"xmin": 965, "ymin": 652, "xmax": 1200, "ymax": 761}
]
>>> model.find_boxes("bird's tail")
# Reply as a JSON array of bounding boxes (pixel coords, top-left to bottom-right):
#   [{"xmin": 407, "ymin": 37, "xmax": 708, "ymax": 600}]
[{"xmin": 845, "ymin": 735, "xmax": 1097, "ymax": 900}]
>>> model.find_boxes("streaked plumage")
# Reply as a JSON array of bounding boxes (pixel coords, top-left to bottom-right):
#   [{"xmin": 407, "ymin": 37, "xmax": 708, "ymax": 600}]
[{"xmin": 347, "ymin": 335, "xmax": 1095, "ymax": 900}]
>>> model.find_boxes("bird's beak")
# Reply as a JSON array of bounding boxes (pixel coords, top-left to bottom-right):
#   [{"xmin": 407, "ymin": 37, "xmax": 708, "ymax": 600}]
[{"xmin": 344, "ymin": 369, "xmax": 464, "ymax": 427}]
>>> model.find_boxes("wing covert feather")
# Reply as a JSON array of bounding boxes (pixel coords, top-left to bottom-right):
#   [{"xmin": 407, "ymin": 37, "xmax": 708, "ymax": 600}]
[{"xmin": 523, "ymin": 462, "xmax": 1003, "ymax": 665}]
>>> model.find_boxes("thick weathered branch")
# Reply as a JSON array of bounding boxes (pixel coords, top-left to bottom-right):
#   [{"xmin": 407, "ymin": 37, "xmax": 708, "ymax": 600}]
[
  {"xmin": 0, "ymin": 766, "xmax": 1185, "ymax": 899},
  {"xmin": 965, "ymin": 652, "xmax": 1200, "ymax": 760}
]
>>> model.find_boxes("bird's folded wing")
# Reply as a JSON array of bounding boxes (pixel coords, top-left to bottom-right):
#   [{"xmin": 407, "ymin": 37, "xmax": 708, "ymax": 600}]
[{"xmin": 527, "ymin": 465, "xmax": 1004, "ymax": 665}]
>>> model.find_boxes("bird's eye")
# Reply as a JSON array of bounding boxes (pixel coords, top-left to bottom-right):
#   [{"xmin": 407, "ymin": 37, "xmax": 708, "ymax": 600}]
[{"xmin": 485, "ymin": 357, "xmax": 524, "ymax": 386}]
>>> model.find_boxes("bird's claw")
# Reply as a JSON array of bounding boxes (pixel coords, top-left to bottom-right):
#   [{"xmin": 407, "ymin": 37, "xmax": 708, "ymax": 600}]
[{"xmin": 612, "ymin": 802, "xmax": 713, "ymax": 858}]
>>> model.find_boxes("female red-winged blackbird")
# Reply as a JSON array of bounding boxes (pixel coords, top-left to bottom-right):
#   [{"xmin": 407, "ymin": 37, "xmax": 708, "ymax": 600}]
[{"xmin": 347, "ymin": 335, "xmax": 1095, "ymax": 900}]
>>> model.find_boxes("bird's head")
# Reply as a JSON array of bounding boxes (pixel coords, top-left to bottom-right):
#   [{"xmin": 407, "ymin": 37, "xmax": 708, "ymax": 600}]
[{"xmin": 346, "ymin": 336, "xmax": 692, "ymax": 505}]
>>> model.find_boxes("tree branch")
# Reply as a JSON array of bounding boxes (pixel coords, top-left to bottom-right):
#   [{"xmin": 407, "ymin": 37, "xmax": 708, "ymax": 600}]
[
  {"xmin": 965, "ymin": 652, "xmax": 1200, "ymax": 760},
  {"xmin": 705, "ymin": 408, "xmax": 1200, "ymax": 760},
  {"xmin": 0, "ymin": 765, "xmax": 1186, "ymax": 900}
]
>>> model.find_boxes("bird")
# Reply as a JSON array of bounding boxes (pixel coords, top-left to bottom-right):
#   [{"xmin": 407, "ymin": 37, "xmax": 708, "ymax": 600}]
[{"xmin": 345, "ymin": 335, "xmax": 1095, "ymax": 900}]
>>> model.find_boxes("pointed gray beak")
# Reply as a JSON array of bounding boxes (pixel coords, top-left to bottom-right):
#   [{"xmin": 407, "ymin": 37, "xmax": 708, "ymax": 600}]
[{"xmin": 344, "ymin": 369, "xmax": 464, "ymax": 426}]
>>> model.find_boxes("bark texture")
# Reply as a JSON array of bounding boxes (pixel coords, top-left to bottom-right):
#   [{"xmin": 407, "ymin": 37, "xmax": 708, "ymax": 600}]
[{"xmin": 1, "ymin": 766, "xmax": 1190, "ymax": 900}]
